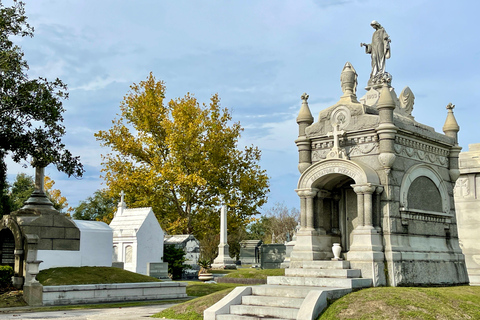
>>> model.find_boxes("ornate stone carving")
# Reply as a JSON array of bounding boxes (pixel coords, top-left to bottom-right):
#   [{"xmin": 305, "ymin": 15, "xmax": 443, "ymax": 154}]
[
  {"xmin": 399, "ymin": 86, "xmax": 415, "ymax": 117},
  {"xmin": 394, "ymin": 136, "xmax": 450, "ymax": 167},
  {"xmin": 454, "ymin": 178, "xmax": 470, "ymax": 198},
  {"xmin": 330, "ymin": 106, "xmax": 351, "ymax": 130},
  {"xmin": 340, "ymin": 62, "xmax": 358, "ymax": 102},
  {"xmin": 326, "ymin": 124, "xmax": 347, "ymax": 159}
]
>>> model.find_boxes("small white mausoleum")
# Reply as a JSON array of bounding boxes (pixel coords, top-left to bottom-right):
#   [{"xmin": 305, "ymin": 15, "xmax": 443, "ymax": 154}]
[
  {"xmin": 38, "ymin": 220, "xmax": 113, "ymax": 270},
  {"xmin": 109, "ymin": 193, "xmax": 164, "ymax": 275}
]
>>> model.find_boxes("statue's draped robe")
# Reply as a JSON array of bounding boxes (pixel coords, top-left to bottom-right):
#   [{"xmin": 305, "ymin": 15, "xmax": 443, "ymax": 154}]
[{"xmin": 366, "ymin": 28, "xmax": 390, "ymax": 79}]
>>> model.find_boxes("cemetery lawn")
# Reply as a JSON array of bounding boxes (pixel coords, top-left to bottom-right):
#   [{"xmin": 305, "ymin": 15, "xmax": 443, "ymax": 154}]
[
  {"xmin": 36, "ymin": 266, "xmax": 162, "ymax": 285},
  {"xmin": 154, "ymin": 285, "xmax": 480, "ymax": 320},
  {"xmin": 319, "ymin": 286, "xmax": 480, "ymax": 320}
]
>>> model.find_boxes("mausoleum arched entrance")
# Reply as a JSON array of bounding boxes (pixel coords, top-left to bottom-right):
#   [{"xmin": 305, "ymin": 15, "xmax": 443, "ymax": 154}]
[{"xmin": 291, "ymin": 159, "xmax": 382, "ymax": 262}]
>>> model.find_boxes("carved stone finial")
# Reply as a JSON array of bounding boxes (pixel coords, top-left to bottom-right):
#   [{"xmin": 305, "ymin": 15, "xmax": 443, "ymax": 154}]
[
  {"xmin": 443, "ymin": 102, "xmax": 460, "ymax": 143},
  {"xmin": 297, "ymin": 92, "xmax": 313, "ymax": 125},
  {"xmin": 301, "ymin": 92, "xmax": 309, "ymax": 102},
  {"xmin": 340, "ymin": 62, "xmax": 358, "ymax": 103}
]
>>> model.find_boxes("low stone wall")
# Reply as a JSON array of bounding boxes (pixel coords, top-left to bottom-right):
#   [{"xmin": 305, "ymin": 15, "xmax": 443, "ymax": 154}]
[{"xmin": 42, "ymin": 282, "xmax": 187, "ymax": 306}]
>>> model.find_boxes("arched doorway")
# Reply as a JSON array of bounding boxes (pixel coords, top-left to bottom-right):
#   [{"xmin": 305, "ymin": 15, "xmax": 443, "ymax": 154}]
[{"xmin": 291, "ymin": 158, "xmax": 382, "ymax": 262}]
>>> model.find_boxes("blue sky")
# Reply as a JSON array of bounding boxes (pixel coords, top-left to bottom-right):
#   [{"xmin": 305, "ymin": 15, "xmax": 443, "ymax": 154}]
[{"xmin": 5, "ymin": 0, "xmax": 480, "ymax": 213}]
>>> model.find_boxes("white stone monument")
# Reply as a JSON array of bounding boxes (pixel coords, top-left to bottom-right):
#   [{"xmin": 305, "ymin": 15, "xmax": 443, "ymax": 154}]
[
  {"xmin": 211, "ymin": 205, "xmax": 236, "ymax": 269},
  {"xmin": 455, "ymin": 143, "xmax": 480, "ymax": 285},
  {"xmin": 109, "ymin": 192, "xmax": 164, "ymax": 275},
  {"xmin": 38, "ymin": 220, "xmax": 113, "ymax": 270}
]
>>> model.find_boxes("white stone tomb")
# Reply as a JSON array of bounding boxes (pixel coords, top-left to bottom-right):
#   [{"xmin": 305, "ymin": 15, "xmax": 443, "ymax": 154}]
[{"xmin": 109, "ymin": 193, "xmax": 164, "ymax": 275}]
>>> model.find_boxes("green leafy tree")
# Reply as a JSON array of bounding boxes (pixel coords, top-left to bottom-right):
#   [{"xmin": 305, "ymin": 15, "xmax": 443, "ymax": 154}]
[
  {"xmin": 163, "ymin": 245, "xmax": 189, "ymax": 280},
  {"xmin": 0, "ymin": 0, "xmax": 83, "ymax": 216},
  {"xmin": 8, "ymin": 172, "xmax": 34, "ymax": 212},
  {"xmin": 7, "ymin": 173, "xmax": 68, "ymax": 213},
  {"xmin": 72, "ymin": 189, "xmax": 116, "ymax": 221},
  {"xmin": 95, "ymin": 73, "xmax": 269, "ymax": 242}
]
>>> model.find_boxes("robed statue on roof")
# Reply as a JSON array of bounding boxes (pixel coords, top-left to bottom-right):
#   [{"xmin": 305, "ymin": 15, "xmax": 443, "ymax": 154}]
[{"xmin": 361, "ymin": 20, "xmax": 391, "ymax": 85}]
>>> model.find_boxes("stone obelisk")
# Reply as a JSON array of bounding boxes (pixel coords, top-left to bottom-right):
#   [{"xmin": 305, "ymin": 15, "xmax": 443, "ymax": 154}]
[{"xmin": 211, "ymin": 205, "xmax": 236, "ymax": 269}]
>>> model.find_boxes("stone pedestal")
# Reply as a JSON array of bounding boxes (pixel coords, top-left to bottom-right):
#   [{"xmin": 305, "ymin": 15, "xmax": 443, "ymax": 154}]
[{"xmin": 346, "ymin": 227, "xmax": 385, "ymax": 286}]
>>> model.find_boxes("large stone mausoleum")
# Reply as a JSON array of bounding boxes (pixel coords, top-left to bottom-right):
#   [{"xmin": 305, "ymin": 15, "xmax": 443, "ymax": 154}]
[{"xmin": 290, "ymin": 23, "xmax": 468, "ymax": 287}]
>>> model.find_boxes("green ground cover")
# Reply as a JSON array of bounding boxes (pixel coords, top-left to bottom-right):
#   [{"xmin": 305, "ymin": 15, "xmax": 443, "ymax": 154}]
[{"xmin": 36, "ymin": 266, "xmax": 161, "ymax": 286}]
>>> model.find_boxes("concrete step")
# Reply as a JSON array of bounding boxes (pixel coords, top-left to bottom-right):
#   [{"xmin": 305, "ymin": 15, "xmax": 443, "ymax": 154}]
[
  {"xmin": 230, "ymin": 304, "xmax": 298, "ymax": 320},
  {"xmin": 285, "ymin": 267, "xmax": 361, "ymax": 278},
  {"xmin": 242, "ymin": 295, "xmax": 304, "ymax": 309},
  {"xmin": 217, "ymin": 315, "xmax": 290, "ymax": 320},
  {"xmin": 290, "ymin": 260, "xmax": 351, "ymax": 269},
  {"xmin": 267, "ymin": 276, "xmax": 372, "ymax": 289},
  {"xmin": 251, "ymin": 285, "xmax": 351, "ymax": 299}
]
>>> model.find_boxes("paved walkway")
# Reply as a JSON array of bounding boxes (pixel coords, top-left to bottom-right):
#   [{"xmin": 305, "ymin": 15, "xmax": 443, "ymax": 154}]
[{"xmin": 0, "ymin": 303, "xmax": 177, "ymax": 320}]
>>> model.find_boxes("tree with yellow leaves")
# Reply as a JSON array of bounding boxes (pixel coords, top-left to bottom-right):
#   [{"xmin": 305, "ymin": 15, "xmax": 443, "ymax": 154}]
[{"xmin": 95, "ymin": 73, "xmax": 269, "ymax": 241}]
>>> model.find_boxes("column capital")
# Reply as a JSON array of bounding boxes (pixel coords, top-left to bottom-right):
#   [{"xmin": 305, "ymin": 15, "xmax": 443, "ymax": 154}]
[
  {"xmin": 375, "ymin": 186, "xmax": 384, "ymax": 194},
  {"xmin": 296, "ymin": 188, "xmax": 318, "ymax": 198},
  {"xmin": 351, "ymin": 183, "xmax": 377, "ymax": 195}
]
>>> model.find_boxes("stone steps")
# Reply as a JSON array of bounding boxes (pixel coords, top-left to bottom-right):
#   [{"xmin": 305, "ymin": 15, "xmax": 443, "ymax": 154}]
[
  {"xmin": 285, "ymin": 267, "xmax": 361, "ymax": 278},
  {"xmin": 230, "ymin": 304, "xmax": 298, "ymax": 319},
  {"xmin": 268, "ymin": 276, "xmax": 372, "ymax": 288},
  {"xmin": 205, "ymin": 260, "xmax": 373, "ymax": 320},
  {"xmin": 291, "ymin": 260, "xmax": 351, "ymax": 269},
  {"xmin": 217, "ymin": 315, "xmax": 291, "ymax": 320},
  {"xmin": 242, "ymin": 295, "xmax": 305, "ymax": 309}
]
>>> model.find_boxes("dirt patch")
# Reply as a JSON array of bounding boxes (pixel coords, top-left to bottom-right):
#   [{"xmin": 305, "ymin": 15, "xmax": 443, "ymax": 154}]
[{"xmin": 0, "ymin": 290, "xmax": 27, "ymax": 308}]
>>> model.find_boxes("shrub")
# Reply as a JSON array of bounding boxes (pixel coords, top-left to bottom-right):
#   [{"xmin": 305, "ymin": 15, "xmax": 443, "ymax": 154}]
[
  {"xmin": 163, "ymin": 245, "xmax": 190, "ymax": 280},
  {"xmin": 0, "ymin": 265, "xmax": 14, "ymax": 291}
]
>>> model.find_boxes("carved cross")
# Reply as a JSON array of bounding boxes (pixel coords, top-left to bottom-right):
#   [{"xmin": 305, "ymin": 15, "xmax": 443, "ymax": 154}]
[
  {"xmin": 328, "ymin": 124, "xmax": 345, "ymax": 151},
  {"xmin": 120, "ymin": 190, "xmax": 125, "ymax": 203}
]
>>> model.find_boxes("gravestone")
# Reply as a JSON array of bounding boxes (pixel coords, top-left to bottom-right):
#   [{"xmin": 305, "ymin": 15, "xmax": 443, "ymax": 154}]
[
  {"xmin": 147, "ymin": 262, "xmax": 170, "ymax": 280},
  {"xmin": 260, "ymin": 244, "xmax": 286, "ymax": 269},
  {"xmin": 239, "ymin": 240, "xmax": 262, "ymax": 265},
  {"xmin": 455, "ymin": 143, "xmax": 480, "ymax": 285},
  {"xmin": 109, "ymin": 192, "xmax": 164, "ymax": 275}
]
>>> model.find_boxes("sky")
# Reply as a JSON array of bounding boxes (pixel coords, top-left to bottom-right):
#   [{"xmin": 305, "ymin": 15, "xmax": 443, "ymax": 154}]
[{"xmin": 4, "ymin": 0, "xmax": 480, "ymax": 214}]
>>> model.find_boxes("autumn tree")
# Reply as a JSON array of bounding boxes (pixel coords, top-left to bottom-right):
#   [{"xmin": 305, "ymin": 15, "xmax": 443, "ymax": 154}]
[
  {"xmin": 95, "ymin": 73, "xmax": 269, "ymax": 241},
  {"xmin": 0, "ymin": 1, "xmax": 83, "ymax": 216}
]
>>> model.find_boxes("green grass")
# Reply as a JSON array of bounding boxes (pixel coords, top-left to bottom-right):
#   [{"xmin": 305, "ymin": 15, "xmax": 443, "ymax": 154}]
[
  {"xmin": 36, "ymin": 266, "xmax": 161, "ymax": 286},
  {"xmin": 153, "ymin": 287, "xmax": 240, "ymax": 320},
  {"xmin": 318, "ymin": 286, "xmax": 480, "ymax": 320},
  {"xmin": 153, "ymin": 268, "xmax": 284, "ymax": 319}
]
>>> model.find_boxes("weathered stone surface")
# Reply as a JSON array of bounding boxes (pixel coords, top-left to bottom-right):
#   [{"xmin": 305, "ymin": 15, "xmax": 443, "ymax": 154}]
[{"xmin": 455, "ymin": 143, "xmax": 480, "ymax": 285}]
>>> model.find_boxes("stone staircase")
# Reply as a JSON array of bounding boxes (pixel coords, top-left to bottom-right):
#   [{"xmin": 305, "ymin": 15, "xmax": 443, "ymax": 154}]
[{"xmin": 205, "ymin": 261, "xmax": 372, "ymax": 320}]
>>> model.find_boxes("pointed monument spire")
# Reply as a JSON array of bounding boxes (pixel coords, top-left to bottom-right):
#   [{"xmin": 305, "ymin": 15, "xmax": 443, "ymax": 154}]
[
  {"xmin": 443, "ymin": 103, "xmax": 460, "ymax": 144},
  {"xmin": 297, "ymin": 92, "xmax": 314, "ymax": 127}
]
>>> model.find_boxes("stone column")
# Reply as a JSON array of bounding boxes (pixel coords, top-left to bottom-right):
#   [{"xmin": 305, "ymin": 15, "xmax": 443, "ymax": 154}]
[
  {"xmin": 331, "ymin": 192, "xmax": 341, "ymax": 235},
  {"xmin": 363, "ymin": 185, "xmax": 377, "ymax": 229},
  {"xmin": 211, "ymin": 205, "xmax": 236, "ymax": 269},
  {"xmin": 304, "ymin": 189, "xmax": 318, "ymax": 231},
  {"xmin": 296, "ymin": 190, "xmax": 307, "ymax": 231},
  {"xmin": 375, "ymin": 186, "xmax": 384, "ymax": 230},
  {"xmin": 352, "ymin": 185, "xmax": 365, "ymax": 228}
]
